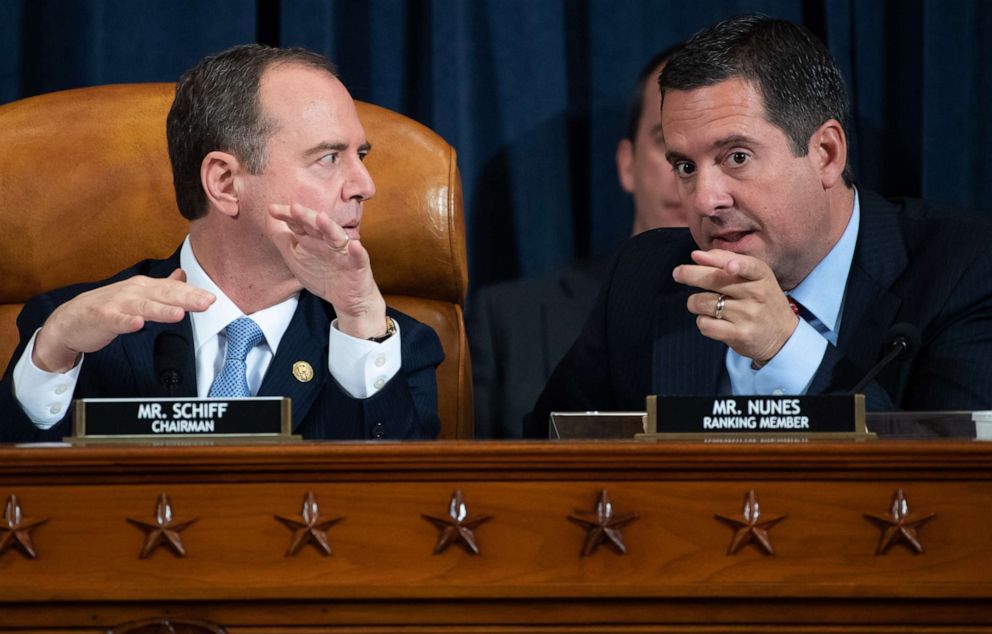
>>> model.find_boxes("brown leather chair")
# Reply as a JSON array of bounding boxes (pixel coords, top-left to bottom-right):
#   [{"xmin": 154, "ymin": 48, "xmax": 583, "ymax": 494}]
[{"xmin": 0, "ymin": 83, "xmax": 472, "ymax": 438}]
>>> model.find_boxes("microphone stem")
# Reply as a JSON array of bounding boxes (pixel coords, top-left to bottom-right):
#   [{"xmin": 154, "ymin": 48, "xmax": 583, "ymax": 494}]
[{"xmin": 851, "ymin": 339, "xmax": 907, "ymax": 394}]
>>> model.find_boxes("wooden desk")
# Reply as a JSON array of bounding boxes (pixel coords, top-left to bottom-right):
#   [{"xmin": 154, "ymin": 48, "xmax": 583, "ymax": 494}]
[{"xmin": 1, "ymin": 439, "xmax": 990, "ymax": 632}]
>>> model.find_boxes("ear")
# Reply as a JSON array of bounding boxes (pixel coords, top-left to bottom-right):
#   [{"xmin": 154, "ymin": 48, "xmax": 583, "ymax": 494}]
[
  {"xmin": 616, "ymin": 138, "xmax": 636, "ymax": 194},
  {"xmin": 201, "ymin": 151, "xmax": 243, "ymax": 218},
  {"xmin": 809, "ymin": 119, "xmax": 848, "ymax": 190}
]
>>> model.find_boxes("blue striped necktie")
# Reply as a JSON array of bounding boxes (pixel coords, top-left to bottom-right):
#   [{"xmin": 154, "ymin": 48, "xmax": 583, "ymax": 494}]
[{"xmin": 208, "ymin": 317, "xmax": 264, "ymax": 397}]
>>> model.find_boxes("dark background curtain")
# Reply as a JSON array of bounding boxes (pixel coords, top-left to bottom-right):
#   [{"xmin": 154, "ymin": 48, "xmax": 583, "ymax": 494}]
[{"xmin": 2, "ymin": 0, "xmax": 989, "ymax": 289}]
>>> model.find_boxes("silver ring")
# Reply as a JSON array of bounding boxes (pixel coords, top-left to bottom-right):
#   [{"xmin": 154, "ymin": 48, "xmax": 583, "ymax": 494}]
[
  {"xmin": 714, "ymin": 294, "xmax": 726, "ymax": 320},
  {"xmin": 331, "ymin": 235, "xmax": 351, "ymax": 253}
]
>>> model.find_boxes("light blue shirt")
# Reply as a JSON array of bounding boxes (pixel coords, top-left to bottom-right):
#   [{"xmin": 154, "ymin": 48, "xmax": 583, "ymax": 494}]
[{"xmin": 725, "ymin": 190, "xmax": 861, "ymax": 395}]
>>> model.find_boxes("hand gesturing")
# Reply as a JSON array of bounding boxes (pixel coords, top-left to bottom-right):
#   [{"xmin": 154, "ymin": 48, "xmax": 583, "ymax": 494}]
[
  {"xmin": 268, "ymin": 203, "xmax": 387, "ymax": 339},
  {"xmin": 673, "ymin": 249, "xmax": 798, "ymax": 366}
]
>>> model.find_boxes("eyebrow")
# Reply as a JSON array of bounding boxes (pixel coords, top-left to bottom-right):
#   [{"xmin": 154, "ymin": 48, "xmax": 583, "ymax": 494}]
[
  {"xmin": 711, "ymin": 134, "xmax": 760, "ymax": 149},
  {"xmin": 665, "ymin": 134, "xmax": 761, "ymax": 165},
  {"xmin": 304, "ymin": 141, "xmax": 372, "ymax": 157},
  {"xmin": 665, "ymin": 148, "xmax": 689, "ymax": 166}
]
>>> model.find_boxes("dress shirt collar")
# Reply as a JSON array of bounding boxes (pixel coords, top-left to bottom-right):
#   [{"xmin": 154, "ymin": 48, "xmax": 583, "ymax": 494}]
[
  {"xmin": 787, "ymin": 189, "xmax": 861, "ymax": 334},
  {"xmin": 179, "ymin": 237, "xmax": 299, "ymax": 355}
]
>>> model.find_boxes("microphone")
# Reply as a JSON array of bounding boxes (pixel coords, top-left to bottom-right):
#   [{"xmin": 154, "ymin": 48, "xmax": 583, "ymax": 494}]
[
  {"xmin": 849, "ymin": 322, "xmax": 921, "ymax": 395},
  {"xmin": 154, "ymin": 331, "xmax": 189, "ymax": 397}
]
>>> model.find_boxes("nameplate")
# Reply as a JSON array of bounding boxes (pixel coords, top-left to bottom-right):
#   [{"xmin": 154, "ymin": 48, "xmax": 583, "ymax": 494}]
[
  {"xmin": 642, "ymin": 394, "xmax": 868, "ymax": 439},
  {"xmin": 71, "ymin": 398, "xmax": 293, "ymax": 440},
  {"xmin": 549, "ymin": 412, "xmax": 647, "ymax": 440}
]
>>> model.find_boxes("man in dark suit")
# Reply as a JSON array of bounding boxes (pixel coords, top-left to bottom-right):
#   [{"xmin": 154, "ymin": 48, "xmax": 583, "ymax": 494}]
[
  {"xmin": 0, "ymin": 45, "xmax": 442, "ymax": 442},
  {"xmin": 526, "ymin": 15, "xmax": 992, "ymax": 437},
  {"xmin": 469, "ymin": 48, "xmax": 686, "ymax": 438}
]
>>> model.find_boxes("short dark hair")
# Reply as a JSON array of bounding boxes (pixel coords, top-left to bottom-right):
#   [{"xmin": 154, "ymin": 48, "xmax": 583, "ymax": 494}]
[
  {"xmin": 166, "ymin": 44, "xmax": 337, "ymax": 220},
  {"xmin": 623, "ymin": 44, "xmax": 683, "ymax": 144},
  {"xmin": 660, "ymin": 14, "xmax": 854, "ymax": 186}
]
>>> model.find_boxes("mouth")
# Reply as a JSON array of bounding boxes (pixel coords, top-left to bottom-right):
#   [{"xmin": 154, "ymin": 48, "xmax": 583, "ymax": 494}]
[
  {"xmin": 341, "ymin": 218, "xmax": 361, "ymax": 240},
  {"xmin": 709, "ymin": 229, "xmax": 757, "ymax": 251}
]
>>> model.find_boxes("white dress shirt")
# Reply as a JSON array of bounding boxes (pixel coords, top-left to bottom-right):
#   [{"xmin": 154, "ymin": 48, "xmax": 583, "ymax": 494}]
[{"xmin": 12, "ymin": 237, "xmax": 402, "ymax": 428}]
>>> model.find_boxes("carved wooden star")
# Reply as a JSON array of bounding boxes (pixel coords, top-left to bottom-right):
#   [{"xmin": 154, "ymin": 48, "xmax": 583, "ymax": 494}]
[
  {"xmin": 715, "ymin": 489, "xmax": 786, "ymax": 555},
  {"xmin": 567, "ymin": 489, "xmax": 639, "ymax": 556},
  {"xmin": 0, "ymin": 494, "xmax": 48, "ymax": 559},
  {"xmin": 422, "ymin": 490, "xmax": 492, "ymax": 555},
  {"xmin": 865, "ymin": 489, "xmax": 936, "ymax": 554},
  {"xmin": 126, "ymin": 493, "xmax": 198, "ymax": 559},
  {"xmin": 274, "ymin": 491, "xmax": 343, "ymax": 556}
]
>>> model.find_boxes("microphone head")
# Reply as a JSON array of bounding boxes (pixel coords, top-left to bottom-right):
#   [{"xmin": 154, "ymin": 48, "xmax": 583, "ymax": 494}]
[
  {"xmin": 849, "ymin": 322, "xmax": 922, "ymax": 395},
  {"xmin": 154, "ymin": 331, "xmax": 190, "ymax": 387},
  {"xmin": 886, "ymin": 322, "xmax": 921, "ymax": 357}
]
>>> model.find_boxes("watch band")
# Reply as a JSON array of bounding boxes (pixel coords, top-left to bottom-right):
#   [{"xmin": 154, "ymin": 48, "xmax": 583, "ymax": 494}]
[{"xmin": 367, "ymin": 316, "xmax": 396, "ymax": 343}]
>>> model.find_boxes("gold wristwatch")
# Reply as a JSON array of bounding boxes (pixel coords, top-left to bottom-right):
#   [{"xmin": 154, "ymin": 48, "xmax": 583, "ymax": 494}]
[{"xmin": 367, "ymin": 316, "xmax": 396, "ymax": 343}]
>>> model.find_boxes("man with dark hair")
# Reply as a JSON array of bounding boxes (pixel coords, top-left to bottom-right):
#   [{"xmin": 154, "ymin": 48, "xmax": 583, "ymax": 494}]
[
  {"xmin": 0, "ymin": 44, "xmax": 443, "ymax": 442},
  {"xmin": 470, "ymin": 47, "xmax": 686, "ymax": 438},
  {"xmin": 166, "ymin": 46, "xmax": 338, "ymax": 221},
  {"xmin": 616, "ymin": 45, "xmax": 685, "ymax": 233},
  {"xmin": 526, "ymin": 15, "xmax": 992, "ymax": 437}
]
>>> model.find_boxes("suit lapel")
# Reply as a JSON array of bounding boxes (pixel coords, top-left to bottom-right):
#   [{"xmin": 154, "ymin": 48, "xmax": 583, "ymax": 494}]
[
  {"xmin": 834, "ymin": 191, "xmax": 908, "ymax": 371},
  {"xmin": 542, "ymin": 301, "xmax": 579, "ymax": 377},
  {"xmin": 259, "ymin": 291, "xmax": 330, "ymax": 431},
  {"xmin": 542, "ymin": 258, "xmax": 611, "ymax": 375},
  {"xmin": 112, "ymin": 251, "xmax": 334, "ymax": 412},
  {"xmin": 644, "ymin": 192, "xmax": 908, "ymax": 398}
]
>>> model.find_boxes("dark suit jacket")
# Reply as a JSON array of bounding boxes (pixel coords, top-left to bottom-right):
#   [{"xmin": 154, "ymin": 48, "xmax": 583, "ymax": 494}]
[
  {"xmin": 0, "ymin": 250, "xmax": 444, "ymax": 442},
  {"xmin": 468, "ymin": 256, "xmax": 611, "ymax": 438},
  {"xmin": 526, "ymin": 191, "xmax": 992, "ymax": 438}
]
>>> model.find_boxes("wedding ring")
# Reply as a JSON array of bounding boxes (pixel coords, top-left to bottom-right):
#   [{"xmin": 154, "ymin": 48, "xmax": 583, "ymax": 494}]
[
  {"xmin": 714, "ymin": 294, "xmax": 726, "ymax": 320},
  {"xmin": 331, "ymin": 235, "xmax": 351, "ymax": 253}
]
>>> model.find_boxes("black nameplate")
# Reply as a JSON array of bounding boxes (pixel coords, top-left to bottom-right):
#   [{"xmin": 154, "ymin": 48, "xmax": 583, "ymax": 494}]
[
  {"xmin": 71, "ymin": 397, "xmax": 292, "ymax": 440},
  {"xmin": 643, "ymin": 394, "xmax": 867, "ymax": 438}
]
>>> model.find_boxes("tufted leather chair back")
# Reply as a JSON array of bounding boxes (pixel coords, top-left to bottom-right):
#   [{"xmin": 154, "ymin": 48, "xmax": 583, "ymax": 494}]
[{"xmin": 0, "ymin": 83, "xmax": 472, "ymax": 438}]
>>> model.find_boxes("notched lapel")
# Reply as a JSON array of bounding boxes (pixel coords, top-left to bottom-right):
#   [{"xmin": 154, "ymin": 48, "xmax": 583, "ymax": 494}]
[
  {"xmin": 543, "ymin": 260, "xmax": 611, "ymax": 375},
  {"xmin": 836, "ymin": 261, "xmax": 902, "ymax": 373},
  {"xmin": 835, "ymin": 192, "xmax": 909, "ymax": 372},
  {"xmin": 259, "ymin": 293, "xmax": 330, "ymax": 431}
]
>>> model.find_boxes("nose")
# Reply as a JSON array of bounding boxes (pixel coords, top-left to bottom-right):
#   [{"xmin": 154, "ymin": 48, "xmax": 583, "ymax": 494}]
[
  {"xmin": 343, "ymin": 155, "xmax": 376, "ymax": 202},
  {"xmin": 690, "ymin": 166, "xmax": 733, "ymax": 218}
]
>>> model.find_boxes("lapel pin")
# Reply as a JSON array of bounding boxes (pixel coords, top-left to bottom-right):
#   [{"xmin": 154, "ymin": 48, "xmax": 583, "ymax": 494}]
[{"xmin": 292, "ymin": 361, "xmax": 314, "ymax": 383}]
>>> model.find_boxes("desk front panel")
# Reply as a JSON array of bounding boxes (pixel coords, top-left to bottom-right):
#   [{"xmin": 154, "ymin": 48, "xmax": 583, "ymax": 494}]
[{"xmin": 0, "ymin": 440, "xmax": 989, "ymax": 631}]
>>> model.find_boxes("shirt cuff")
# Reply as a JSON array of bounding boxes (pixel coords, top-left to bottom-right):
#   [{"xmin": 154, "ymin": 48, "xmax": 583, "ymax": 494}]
[
  {"xmin": 751, "ymin": 318, "xmax": 828, "ymax": 395},
  {"xmin": 12, "ymin": 329, "xmax": 83, "ymax": 429},
  {"xmin": 327, "ymin": 318, "xmax": 402, "ymax": 399}
]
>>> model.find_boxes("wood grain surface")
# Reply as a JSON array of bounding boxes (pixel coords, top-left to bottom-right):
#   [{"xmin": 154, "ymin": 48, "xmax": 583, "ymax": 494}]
[{"xmin": 0, "ymin": 439, "xmax": 990, "ymax": 632}]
